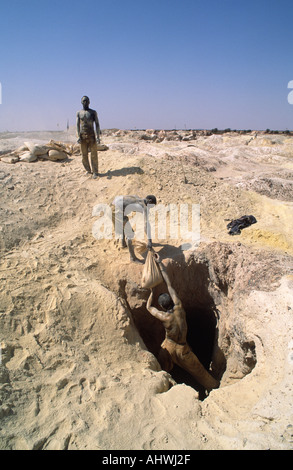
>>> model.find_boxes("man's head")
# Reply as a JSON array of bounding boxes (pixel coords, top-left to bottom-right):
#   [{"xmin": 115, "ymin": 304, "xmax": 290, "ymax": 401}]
[
  {"xmin": 145, "ymin": 195, "xmax": 157, "ymax": 206},
  {"xmin": 158, "ymin": 293, "xmax": 174, "ymax": 312},
  {"xmin": 81, "ymin": 96, "xmax": 90, "ymax": 109}
]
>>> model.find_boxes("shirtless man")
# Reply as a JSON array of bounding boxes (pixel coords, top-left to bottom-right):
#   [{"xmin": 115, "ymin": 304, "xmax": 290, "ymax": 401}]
[
  {"xmin": 147, "ymin": 252, "xmax": 219, "ymax": 391},
  {"xmin": 111, "ymin": 194, "xmax": 156, "ymax": 263},
  {"xmin": 76, "ymin": 96, "xmax": 101, "ymax": 179}
]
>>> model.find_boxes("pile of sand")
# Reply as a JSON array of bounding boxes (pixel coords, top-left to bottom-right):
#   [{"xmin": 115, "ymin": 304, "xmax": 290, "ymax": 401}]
[{"xmin": 0, "ymin": 130, "xmax": 292, "ymax": 449}]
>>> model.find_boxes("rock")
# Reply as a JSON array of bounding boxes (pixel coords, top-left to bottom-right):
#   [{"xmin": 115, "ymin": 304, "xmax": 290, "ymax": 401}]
[{"xmin": 139, "ymin": 133, "xmax": 154, "ymax": 141}]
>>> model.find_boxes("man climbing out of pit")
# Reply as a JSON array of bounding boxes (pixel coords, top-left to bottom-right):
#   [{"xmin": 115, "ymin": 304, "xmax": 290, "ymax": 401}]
[
  {"xmin": 146, "ymin": 252, "xmax": 219, "ymax": 391},
  {"xmin": 111, "ymin": 194, "xmax": 157, "ymax": 263}
]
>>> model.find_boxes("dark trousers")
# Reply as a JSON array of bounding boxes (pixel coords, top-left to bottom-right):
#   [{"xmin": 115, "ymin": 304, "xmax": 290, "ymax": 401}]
[{"xmin": 80, "ymin": 136, "xmax": 98, "ymax": 174}]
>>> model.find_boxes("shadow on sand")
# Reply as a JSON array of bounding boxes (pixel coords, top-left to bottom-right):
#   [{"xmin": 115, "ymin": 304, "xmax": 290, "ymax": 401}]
[{"xmin": 100, "ymin": 166, "xmax": 144, "ymax": 179}]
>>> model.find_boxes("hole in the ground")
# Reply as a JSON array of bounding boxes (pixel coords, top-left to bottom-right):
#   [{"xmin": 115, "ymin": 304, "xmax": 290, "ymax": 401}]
[
  {"xmin": 131, "ymin": 297, "xmax": 221, "ymax": 399},
  {"xmin": 125, "ymin": 249, "xmax": 257, "ymax": 399},
  {"xmin": 168, "ymin": 305, "xmax": 220, "ymax": 399}
]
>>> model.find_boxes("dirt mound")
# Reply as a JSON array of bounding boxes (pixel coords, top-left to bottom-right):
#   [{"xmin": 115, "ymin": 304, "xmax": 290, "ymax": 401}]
[{"xmin": 0, "ymin": 130, "xmax": 292, "ymax": 450}]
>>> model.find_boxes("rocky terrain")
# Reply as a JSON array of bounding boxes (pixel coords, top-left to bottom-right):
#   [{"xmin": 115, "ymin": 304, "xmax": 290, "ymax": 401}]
[{"xmin": 0, "ymin": 128, "xmax": 292, "ymax": 450}]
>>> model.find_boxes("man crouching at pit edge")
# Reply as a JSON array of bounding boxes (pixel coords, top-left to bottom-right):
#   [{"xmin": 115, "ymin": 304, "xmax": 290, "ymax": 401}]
[{"xmin": 110, "ymin": 194, "xmax": 157, "ymax": 263}]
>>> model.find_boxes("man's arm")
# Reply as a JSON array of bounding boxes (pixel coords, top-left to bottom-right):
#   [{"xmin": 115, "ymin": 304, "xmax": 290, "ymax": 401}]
[
  {"xmin": 94, "ymin": 111, "xmax": 100, "ymax": 142},
  {"xmin": 146, "ymin": 290, "xmax": 168, "ymax": 322},
  {"xmin": 76, "ymin": 112, "xmax": 81, "ymax": 142},
  {"xmin": 143, "ymin": 206, "xmax": 152, "ymax": 249},
  {"xmin": 154, "ymin": 253, "xmax": 182, "ymax": 307}
]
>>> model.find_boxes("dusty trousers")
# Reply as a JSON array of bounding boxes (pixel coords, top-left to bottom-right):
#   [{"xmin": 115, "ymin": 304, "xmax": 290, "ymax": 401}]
[
  {"xmin": 159, "ymin": 338, "xmax": 219, "ymax": 390},
  {"xmin": 80, "ymin": 135, "xmax": 98, "ymax": 174}
]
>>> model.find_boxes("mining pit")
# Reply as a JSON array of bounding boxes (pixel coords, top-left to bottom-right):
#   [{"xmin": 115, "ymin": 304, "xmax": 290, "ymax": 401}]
[
  {"xmin": 121, "ymin": 242, "xmax": 264, "ymax": 400},
  {"xmin": 0, "ymin": 129, "xmax": 292, "ymax": 450}
]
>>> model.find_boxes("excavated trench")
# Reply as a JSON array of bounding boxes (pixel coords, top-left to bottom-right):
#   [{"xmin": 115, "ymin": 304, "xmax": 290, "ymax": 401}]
[{"xmin": 124, "ymin": 245, "xmax": 258, "ymax": 398}]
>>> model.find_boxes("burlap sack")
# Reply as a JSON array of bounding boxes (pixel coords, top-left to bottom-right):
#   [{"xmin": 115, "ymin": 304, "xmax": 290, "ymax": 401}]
[
  {"xmin": 16, "ymin": 145, "xmax": 29, "ymax": 153},
  {"xmin": 141, "ymin": 251, "xmax": 163, "ymax": 288},
  {"xmin": 132, "ymin": 240, "xmax": 148, "ymax": 255},
  {"xmin": 96, "ymin": 143, "xmax": 109, "ymax": 151},
  {"xmin": 19, "ymin": 152, "xmax": 38, "ymax": 162},
  {"xmin": 24, "ymin": 142, "xmax": 49, "ymax": 156},
  {"xmin": 46, "ymin": 149, "xmax": 67, "ymax": 161},
  {"xmin": 0, "ymin": 156, "xmax": 19, "ymax": 164}
]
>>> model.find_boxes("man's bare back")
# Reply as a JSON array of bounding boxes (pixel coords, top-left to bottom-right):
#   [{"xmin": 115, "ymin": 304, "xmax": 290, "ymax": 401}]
[
  {"xmin": 159, "ymin": 303, "xmax": 188, "ymax": 345},
  {"xmin": 146, "ymin": 252, "xmax": 219, "ymax": 391}
]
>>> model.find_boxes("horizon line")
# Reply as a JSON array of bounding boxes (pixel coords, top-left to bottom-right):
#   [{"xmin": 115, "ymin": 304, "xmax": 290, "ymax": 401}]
[{"xmin": 0, "ymin": 127, "xmax": 292, "ymax": 134}]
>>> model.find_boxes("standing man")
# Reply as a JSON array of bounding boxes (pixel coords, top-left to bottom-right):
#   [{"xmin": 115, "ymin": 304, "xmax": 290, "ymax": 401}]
[
  {"xmin": 146, "ymin": 252, "xmax": 219, "ymax": 391},
  {"xmin": 76, "ymin": 96, "xmax": 101, "ymax": 179}
]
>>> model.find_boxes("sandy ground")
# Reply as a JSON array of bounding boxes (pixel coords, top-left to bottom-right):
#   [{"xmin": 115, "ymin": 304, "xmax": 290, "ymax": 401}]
[{"xmin": 0, "ymin": 129, "xmax": 292, "ymax": 450}]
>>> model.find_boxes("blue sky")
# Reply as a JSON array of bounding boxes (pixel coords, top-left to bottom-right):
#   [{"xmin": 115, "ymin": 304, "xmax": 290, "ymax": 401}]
[{"xmin": 0, "ymin": 0, "xmax": 293, "ymax": 131}]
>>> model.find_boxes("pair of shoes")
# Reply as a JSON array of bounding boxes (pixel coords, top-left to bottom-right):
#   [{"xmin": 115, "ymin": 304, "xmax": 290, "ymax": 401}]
[{"xmin": 93, "ymin": 173, "xmax": 99, "ymax": 179}]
